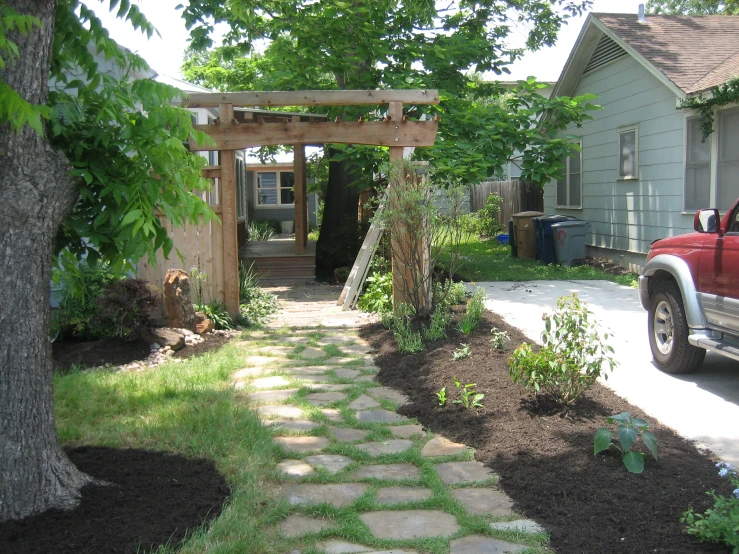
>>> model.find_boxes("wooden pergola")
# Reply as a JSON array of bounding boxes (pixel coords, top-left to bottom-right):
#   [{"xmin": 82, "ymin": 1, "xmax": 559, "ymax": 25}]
[{"xmin": 183, "ymin": 90, "xmax": 440, "ymax": 316}]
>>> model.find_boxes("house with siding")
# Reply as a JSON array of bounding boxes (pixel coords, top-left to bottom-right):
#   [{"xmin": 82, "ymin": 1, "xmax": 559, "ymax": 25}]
[{"xmin": 547, "ymin": 12, "xmax": 739, "ymax": 271}]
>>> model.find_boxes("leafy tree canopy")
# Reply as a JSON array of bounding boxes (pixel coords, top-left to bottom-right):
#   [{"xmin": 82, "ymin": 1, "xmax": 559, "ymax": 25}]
[
  {"xmin": 182, "ymin": 0, "xmax": 599, "ymax": 187},
  {"xmin": 1, "ymin": 0, "xmax": 215, "ymax": 276},
  {"xmin": 646, "ymin": 0, "xmax": 739, "ymax": 14}
]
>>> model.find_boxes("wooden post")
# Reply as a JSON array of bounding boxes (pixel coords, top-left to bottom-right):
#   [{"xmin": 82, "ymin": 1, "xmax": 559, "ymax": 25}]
[
  {"xmin": 219, "ymin": 103, "xmax": 240, "ymax": 317},
  {"xmin": 294, "ymin": 142, "xmax": 307, "ymax": 254},
  {"xmin": 388, "ymin": 101, "xmax": 409, "ymax": 311}
]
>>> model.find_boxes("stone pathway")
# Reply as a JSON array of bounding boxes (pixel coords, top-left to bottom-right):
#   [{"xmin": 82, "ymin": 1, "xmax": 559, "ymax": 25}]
[{"xmin": 233, "ymin": 315, "xmax": 547, "ymax": 553}]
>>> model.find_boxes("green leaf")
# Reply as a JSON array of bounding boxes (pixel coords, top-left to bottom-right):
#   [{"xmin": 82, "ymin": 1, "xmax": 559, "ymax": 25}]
[
  {"xmin": 641, "ymin": 430, "xmax": 658, "ymax": 461},
  {"xmin": 617, "ymin": 425, "xmax": 638, "ymax": 452},
  {"xmin": 607, "ymin": 412, "xmax": 631, "ymax": 424},
  {"xmin": 120, "ymin": 209, "xmax": 143, "ymax": 228},
  {"xmin": 622, "ymin": 451, "xmax": 645, "ymax": 474},
  {"xmin": 594, "ymin": 428, "xmax": 613, "ymax": 455}
]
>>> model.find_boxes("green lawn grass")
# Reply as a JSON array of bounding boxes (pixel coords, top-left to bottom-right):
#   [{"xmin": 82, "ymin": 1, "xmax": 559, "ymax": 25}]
[{"xmin": 439, "ymin": 235, "xmax": 637, "ymax": 287}]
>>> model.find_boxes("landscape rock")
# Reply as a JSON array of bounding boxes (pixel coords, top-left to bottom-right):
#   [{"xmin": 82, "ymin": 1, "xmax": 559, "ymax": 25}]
[
  {"xmin": 143, "ymin": 327, "xmax": 184, "ymax": 351},
  {"xmin": 194, "ymin": 311, "xmax": 214, "ymax": 334},
  {"xmin": 449, "ymin": 535, "xmax": 527, "ymax": 554},
  {"xmin": 359, "ymin": 510, "xmax": 459, "ymax": 540},
  {"xmin": 163, "ymin": 269, "xmax": 196, "ymax": 331}
]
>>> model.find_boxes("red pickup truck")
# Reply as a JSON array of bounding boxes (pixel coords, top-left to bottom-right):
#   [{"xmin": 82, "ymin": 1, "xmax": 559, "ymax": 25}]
[{"xmin": 639, "ymin": 197, "xmax": 739, "ymax": 373}]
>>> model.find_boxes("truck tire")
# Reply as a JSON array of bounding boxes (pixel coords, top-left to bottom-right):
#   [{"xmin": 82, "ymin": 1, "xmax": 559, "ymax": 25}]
[{"xmin": 648, "ymin": 281, "xmax": 705, "ymax": 373}]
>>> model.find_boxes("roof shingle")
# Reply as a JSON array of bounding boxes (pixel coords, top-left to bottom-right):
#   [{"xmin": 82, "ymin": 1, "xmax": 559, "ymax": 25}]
[{"xmin": 593, "ymin": 13, "xmax": 739, "ymax": 94}]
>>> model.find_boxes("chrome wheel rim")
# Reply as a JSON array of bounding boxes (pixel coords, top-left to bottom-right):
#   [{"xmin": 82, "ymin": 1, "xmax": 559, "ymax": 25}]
[{"xmin": 653, "ymin": 300, "xmax": 674, "ymax": 356}]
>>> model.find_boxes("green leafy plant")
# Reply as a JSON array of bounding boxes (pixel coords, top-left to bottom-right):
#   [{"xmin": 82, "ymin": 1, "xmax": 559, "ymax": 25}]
[
  {"xmin": 423, "ymin": 304, "xmax": 451, "ymax": 340},
  {"xmin": 248, "ymin": 220, "xmax": 276, "ymax": 241},
  {"xmin": 380, "ymin": 311, "xmax": 395, "ymax": 330},
  {"xmin": 358, "ymin": 271, "xmax": 393, "ymax": 313},
  {"xmin": 452, "ymin": 343, "xmax": 471, "ymax": 360},
  {"xmin": 463, "ymin": 193, "xmax": 505, "ymax": 237},
  {"xmin": 508, "ymin": 294, "xmax": 617, "ymax": 407},
  {"xmin": 490, "ymin": 327, "xmax": 509, "ymax": 350},
  {"xmin": 458, "ymin": 287, "xmax": 486, "ymax": 334},
  {"xmin": 593, "ymin": 412, "xmax": 658, "ymax": 474},
  {"xmin": 452, "ymin": 377, "xmax": 484, "ymax": 409},
  {"xmin": 195, "ymin": 301, "xmax": 235, "ymax": 330},
  {"xmin": 94, "ymin": 278, "xmax": 158, "ymax": 340},
  {"xmin": 393, "ymin": 316, "xmax": 425, "ymax": 354},
  {"xmin": 436, "ymin": 387, "xmax": 448, "ymax": 407},
  {"xmin": 682, "ymin": 461, "xmax": 739, "ymax": 552},
  {"xmin": 238, "ymin": 262, "xmax": 278, "ymax": 326}
]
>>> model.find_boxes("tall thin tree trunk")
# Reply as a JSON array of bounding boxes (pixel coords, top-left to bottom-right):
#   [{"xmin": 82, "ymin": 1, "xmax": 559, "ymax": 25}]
[{"xmin": 0, "ymin": 0, "xmax": 92, "ymax": 522}]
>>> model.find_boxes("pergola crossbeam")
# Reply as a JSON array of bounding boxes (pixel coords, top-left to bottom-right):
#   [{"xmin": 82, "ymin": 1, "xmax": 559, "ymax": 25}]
[{"xmin": 183, "ymin": 89, "xmax": 440, "ymax": 108}]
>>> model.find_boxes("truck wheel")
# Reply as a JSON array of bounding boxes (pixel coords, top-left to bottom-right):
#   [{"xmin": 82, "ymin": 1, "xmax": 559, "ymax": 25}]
[{"xmin": 648, "ymin": 282, "xmax": 705, "ymax": 373}]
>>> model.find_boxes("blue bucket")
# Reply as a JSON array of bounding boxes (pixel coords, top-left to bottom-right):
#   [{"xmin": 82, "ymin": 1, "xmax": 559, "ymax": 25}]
[{"xmin": 497, "ymin": 234, "xmax": 510, "ymax": 245}]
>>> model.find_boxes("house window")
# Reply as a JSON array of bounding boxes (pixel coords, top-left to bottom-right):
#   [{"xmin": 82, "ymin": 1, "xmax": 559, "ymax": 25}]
[
  {"xmin": 717, "ymin": 107, "xmax": 739, "ymax": 211},
  {"xmin": 618, "ymin": 125, "xmax": 638, "ymax": 179},
  {"xmin": 256, "ymin": 171, "xmax": 295, "ymax": 206},
  {"xmin": 685, "ymin": 117, "xmax": 711, "ymax": 211},
  {"xmin": 556, "ymin": 141, "xmax": 582, "ymax": 208},
  {"xmin": 684, "ymin": 108, "xmax": 739, "ymax": 212},
  {"xmin": 236, "ymin": 159, "xmax": 246, "ymax": 221}
]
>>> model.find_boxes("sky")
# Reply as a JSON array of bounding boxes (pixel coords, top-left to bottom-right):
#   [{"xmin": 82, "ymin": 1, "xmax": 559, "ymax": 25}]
[{"xmin": 89, "ymin": 0, "xmax": 647, "ymax": 83}]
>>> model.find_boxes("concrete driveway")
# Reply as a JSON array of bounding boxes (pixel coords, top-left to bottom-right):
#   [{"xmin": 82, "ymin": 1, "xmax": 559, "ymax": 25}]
[{"xmin": 476, "ymin": 280, "xmax": 739, "ymax": 466}]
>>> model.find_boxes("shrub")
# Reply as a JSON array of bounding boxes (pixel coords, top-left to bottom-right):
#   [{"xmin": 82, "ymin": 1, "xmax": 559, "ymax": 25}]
[
  {"xmin": 462, "ymin": 193, "xmax": 505, "ymax": 237},
  {"xmin": 458, "ymin": 287, "xmax": 486, "ymax": 334},
  {"xmin": 238, "ymin": 262, "xmax": 279, "ymax": 326},
  {"xmin": 682, "ymin": 462, "xmax": 739, "ymax": 552},
  {"xmin": 358, "ymin": 272, "xmax": 393, "ymax": 313},
  {"xmin": 508, "ymin": 294, "xmax": 617, "ymax": 407},
  {"xmin": 95, "ymin": 278, "xmax": 158, "ymax": 340},
  {"xmin": 248, "ymin": 220, "xmax": 276, "ymax": 241},
  {"xmin": 53, "ymin": 261, "xmax": 125, "ymax": 340},
  {"xmin": 393, "ymin": 316, "xmax": 424, "ymax": 353}
]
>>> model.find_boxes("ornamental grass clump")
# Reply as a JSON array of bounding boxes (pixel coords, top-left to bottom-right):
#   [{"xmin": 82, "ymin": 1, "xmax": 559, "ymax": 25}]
[
  {"xmin": 508, "ymin": 293, "xmax": 617, "ymax": 408},
  {"xmin": 682, "ymin": 461, "xmax": 739, "ymax": 552}
]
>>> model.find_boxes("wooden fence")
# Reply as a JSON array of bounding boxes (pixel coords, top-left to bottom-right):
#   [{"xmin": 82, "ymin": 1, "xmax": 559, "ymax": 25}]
[
  {"xmin": 471, "ymin": 180, "xmax": 543, "ymax": 225},
  {"xmin": 136, "ymin": 182, "xmax": 225, "ymax": 321}
]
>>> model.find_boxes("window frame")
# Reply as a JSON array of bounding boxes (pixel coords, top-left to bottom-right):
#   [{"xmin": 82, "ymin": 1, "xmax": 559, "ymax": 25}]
[
  {"xmin": 555, "ymin": 139, "xmax": 583, "ymax": 210},
  {"xmin": 255, "ymin": 169, "xmax": 296, "ymax": 208},
  {"xmin": 617, "ymin": 124, "xmax": 639, "ymax": 180}
]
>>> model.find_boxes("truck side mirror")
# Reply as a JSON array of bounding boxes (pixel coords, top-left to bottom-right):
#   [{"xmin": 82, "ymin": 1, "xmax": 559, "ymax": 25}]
[{"xmin": 694, "ymin": 208, "xmax": 720, "ymax": 234}]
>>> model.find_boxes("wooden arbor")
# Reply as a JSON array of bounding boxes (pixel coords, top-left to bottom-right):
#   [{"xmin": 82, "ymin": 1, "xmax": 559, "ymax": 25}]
[{"xmin": 184, "ymin": 90, "xmax": 440, "ymax": 316}]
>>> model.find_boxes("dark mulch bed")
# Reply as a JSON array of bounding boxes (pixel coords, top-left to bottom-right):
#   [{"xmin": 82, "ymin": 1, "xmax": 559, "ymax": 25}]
[
  {"xmin": 0, "ymin": 447, "xmax": 229, "ymax": 554},
  {"xmin": 360, "ymin": 312, "xmax": 730, "ymax": 554},
  {"xmin": 53, "ymin": 332, "xmax": 231, "ymax": 371}
]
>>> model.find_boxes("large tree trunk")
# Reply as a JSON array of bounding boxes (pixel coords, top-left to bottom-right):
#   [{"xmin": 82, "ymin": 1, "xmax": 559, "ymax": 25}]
[{"xmin": 0, "ymin": 0, "xmax": 93, "ymax": 522}]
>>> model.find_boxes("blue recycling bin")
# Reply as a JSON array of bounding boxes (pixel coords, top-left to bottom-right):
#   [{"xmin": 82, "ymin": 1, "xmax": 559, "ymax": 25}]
[{"xmin": 533, "ymin": 215, "xmax": 579, "ymax": 264}]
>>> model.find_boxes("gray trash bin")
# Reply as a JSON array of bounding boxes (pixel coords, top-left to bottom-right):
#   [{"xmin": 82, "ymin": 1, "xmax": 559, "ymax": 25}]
[{"xmin": 551, "ymin": 221, "xmax": 590, "ymax": 266}]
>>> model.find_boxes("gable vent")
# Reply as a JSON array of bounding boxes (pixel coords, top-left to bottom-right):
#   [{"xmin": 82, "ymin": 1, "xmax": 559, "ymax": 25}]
[{"xmin": 584, "ymin": 35, "xmax": 627, "ymax": 74}]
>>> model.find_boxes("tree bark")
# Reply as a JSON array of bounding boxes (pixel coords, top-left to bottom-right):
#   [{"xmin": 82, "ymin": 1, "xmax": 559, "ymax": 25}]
[{"xmin": 0, "ymin": 0, "xmax": 93, "ymax": 522}]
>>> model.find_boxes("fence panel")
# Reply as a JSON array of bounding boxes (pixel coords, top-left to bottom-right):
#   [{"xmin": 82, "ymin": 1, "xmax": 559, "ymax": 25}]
[{"xmin": 471, "ymin": 180, "xmax": 543, "ymax": 226}]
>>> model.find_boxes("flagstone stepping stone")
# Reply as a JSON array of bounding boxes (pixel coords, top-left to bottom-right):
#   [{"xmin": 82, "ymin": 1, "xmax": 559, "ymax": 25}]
[
  {"xmin": 390, "ymin": 425, "xmax": 424, "ymax": 439},
  {"xmin": 348, "ymin": 395, "xmax": 381, "ymax": 410},
  {"xmin": 355, "ymin": 410, "xmax": 410, "ymax": 423},
  {"xmin": 256, "ymin": 405, "xmax": 304, "ymax": 419},
  {"xmin": 421, "ymin": 436, "xmax": 469, "ymax": 457},
  {"xmin": 244, "ymin": 355, "xmax": 280, "ymax": 366},
  {"xmin": 324, "ymin": 357, "xmax": 359, "ymax": 365},
  {"xmin": 330, "ymin": 427, "xmax": 369, "ymax": 442},
  {"xmin": 449, "ymin": 535, "xmax": 527, "ymax": 554},
  {"xmin": 435, "ymin": 461, "xmax": 498, "ymax": 485},
  {"xmin": 315, "ymin": 539, "xmax": 418, "ymax": 554},
  {"xmin": 375, "ymin": 486, "xmax": 432, "ymax": 505},
  {"xmin": 232, "ymin": 367, "xmax": 267, "ymax": 379},
  {"xmin": 259, "ymin": 346, "xmax": 294, "ymax": 356},
  {"xmin": 292, "ymin": 374, "xmax": 333, "ymax": 383},
  {"xmin": 277, "ymin": 459, "xmax": 315, "ymax": 478},
  {"xmin": 320, "ymin": 408, "xmax": 344, "ymax": 422},
  {"xmin": 302, "ymin": 384, "xmax": 353, "ymax": 392},
  {"xmin": 340, "ymin": 343, "xmax": 373, "ymax": 355},
  {"xmin": 356, "ymin": 439, "xmax": 413, "ymax": 457},
  {"xmin": 316, "ymin": 336, "xmax": 353, "ymax": 345},
  {"xmin": 451, "ymin": 488, "xmax": 514, "ymax": 516},
  {"xmin": 333, "ymin": 367, "xmax": 361, "ymax": 379},
  {"xmin": 367, "ymin": 387, "xmax": 409, "ymax": 405},
  {"xmin": 281, "ymin": 336, "xmax": 310, "ymax": 344},
  {"xmin": 247, "ymin": 388, "xmax": 299, "ymax": 403},
  {"xmin": 251, "ymin": 376, "xmax": 292, "ymax": 389},
  {"xmin": 275, "ymin": 436, "xmax": 330, "ymax": 453},
  {"xmin": 306, "ymin": 392, "xmax": 347, "ymax": 406},
  {"xmin": 349, "ymin": 464, "xmax": 421, "ymax": 481},
  {"xmin": 264, "ymin": 419, "xmax": 319, "ymax": 432},
  {"xmin": 356, "ymin": 374, "xmax": 376, "ymax": 382},
  {"xmin": 304, "ymin": 454, "xmax": 352, "ymax": 474},
  {"xmin": 281, "ymin": 483, "xmax": 368, "ymax": 508},
  {"xmin": 285, "ymin": 366, "xmax": 333, "ymax": 375},
  {"xmin": 298, "ymin": 347, "xmax": 327, "ymax": 360},
  {"xmin": 359, "ymin": 510, "xmax": 459, "ymax": 540},
  {"xmin": 280, "ymin": 514, "xmax": 338, "ymax": 537},
  {"xmin": 489, "ymin": 519, "xmax": 545, "ymax": 534}
]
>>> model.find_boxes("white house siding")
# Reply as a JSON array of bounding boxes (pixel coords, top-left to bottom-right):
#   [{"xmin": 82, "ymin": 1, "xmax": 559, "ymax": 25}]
[{"xmin": 544, "ymin": 55, "xmax": 695, "ymax": 270}]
